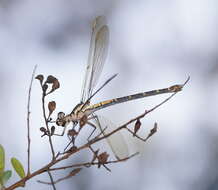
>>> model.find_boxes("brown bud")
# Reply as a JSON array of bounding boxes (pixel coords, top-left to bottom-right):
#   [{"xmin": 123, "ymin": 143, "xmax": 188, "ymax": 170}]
[
  {"xmin": 133, "ymin": 119, "xmax": 141, "ymax": 136},
  {"xmin": 48, "ymin": 101, "xmax": 56, "ymax": 115},
  {"xmin": 98, "ymin": 152, "xmax": 109, "ymax": 167},
  {"xmin": 52, "ymin": 79, "xmax": 60, "ymax": 90},
  {"xmin": 69, "ymin": 168, "xmax": 82, "ymax": 177},
  {"xmin": 79, "ymin": 115, "xmax": 88, "ymax": 129},
  {"xmin": 40, "ymin": 127, "xmax": 46, "ymax": 132},
  {"xmin": 45, "ymin": 77, "xmax": 60, "ymax": 94},
  {"xmin": 45, "ymin": 75, "xmax": 57, "ymax": 84},
  {"xmin": 50, "ymin": 126, "xmax": 55, "ymax": 136},
  {"xmin": 146, "ymin": 122, "xmax": 158, "ymax": 140},
  {"xmin": 35, "ymin": 74, "xmax": 44, "ymax": 84},
  {"xmin": 150, "ymin": 122, "xmax": 157, "ymax": 135},
  {"xmin": 40, "ymin": 127, "xmax": 48, "ymax": 137}
]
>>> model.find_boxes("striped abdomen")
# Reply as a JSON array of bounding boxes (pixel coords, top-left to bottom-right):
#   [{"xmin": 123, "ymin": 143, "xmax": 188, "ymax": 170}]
[{"xmin": 85, "ymin": 84, "xmax": 182, "ymax": 112}]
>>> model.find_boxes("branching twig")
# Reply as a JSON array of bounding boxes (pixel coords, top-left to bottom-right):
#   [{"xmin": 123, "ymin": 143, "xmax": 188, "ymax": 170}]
[
  {"xmin": 27, "ymin": 65, "xmax": 37, "ymax": 176},
  {"xmin": 49, "ymin": 152, "xmax": 139, "ymax": 172},
  {"xmin": 3, "ymin": 102, "xmax": 171, "ymax": 190},
  {"xmin": 125, "ymin": 122, "xmax": 157, "ymax": 142},
  {"xmin": 5, "ymin": 77, "xmax": 189, "ymax": 190},
  {"xmin": 37, "ymin": 168, "xmax": 82, "ymax": 185}
]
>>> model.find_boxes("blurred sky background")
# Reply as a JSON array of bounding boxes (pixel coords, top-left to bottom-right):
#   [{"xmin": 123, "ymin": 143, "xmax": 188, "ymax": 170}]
[{"xmin": 0, "ymin": 0, "xmax": 218, "ymax": 190}]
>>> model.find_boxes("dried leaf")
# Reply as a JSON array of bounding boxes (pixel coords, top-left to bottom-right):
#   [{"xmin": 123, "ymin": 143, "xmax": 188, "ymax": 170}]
[
  {"xmin": 0, "ymin": 170, "xmax": 12, "ymax": 186},
  {"xmin": 45, "ymin": 75, "xmax": 57, "ymax": 84},
  {"xmin": 43, "ymin": 76, "xmax": 60, "ymax": 94},
  {"xmin": 11, "ymin": 157, "xmax": 25, "ymax": 179},
  {"xmin": 0, "ymin": 145, "xmax": 5, "ymax": 174},
  {"xmin": 35, "ymin": 74, "xmax": 44, "ymax": 84},
  {"xmin": 48, "ymin": 101, "xmax": 56, "ymax": 115},
  {"xmin": 69, "ymin": 168, "xmax": 82, "ymax": 177},
  {"xmin": 44, "ymin": 77, "xmax": 60, "ymax": 94},
  {"xmin": 134, "ymin": 119, "xmax": 141, "ymax": 136}
]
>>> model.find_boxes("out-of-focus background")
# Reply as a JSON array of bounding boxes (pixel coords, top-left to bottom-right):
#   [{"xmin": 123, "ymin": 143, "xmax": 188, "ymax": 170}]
[{"xmin": 0, "ymin": 0, "xmax": 217, "ymax": 189}]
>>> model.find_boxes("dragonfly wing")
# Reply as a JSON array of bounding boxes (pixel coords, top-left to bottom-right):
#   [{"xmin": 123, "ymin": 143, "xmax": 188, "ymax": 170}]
[
  {"xmin": 93, "ymin": 115, "xmax": 129, "ymax": 160},
  {"xmin": 81, "ymin": 16, "xmax": 109, "ymax": 103}
]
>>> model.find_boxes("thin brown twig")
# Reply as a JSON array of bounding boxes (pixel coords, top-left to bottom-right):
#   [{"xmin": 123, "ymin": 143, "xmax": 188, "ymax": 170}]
[
  {"xmin": 27, "ymin": 65, "xmax": 37, "ymax": 176},
  {"xmin": 5, "ymin": 137, "xmax": 136, "ymax": 190},
  {"xmin": 37, "ymin": 168, "xmax": 82, "ymax": 185},
  {"xmin": 146, "ymin": 76, "xmax": 190, "ymax": 114},
  {"xmin": 49, "ymin": 152, "xmax": 139, "ymax": 172},
  {"xmin": 42, "ymin": 95, "xmax": 55, "ymax": 159},
  {"xmin": 37, "ymin": 176, "xmax": 66, "ymax": 185},
  {"xmin": 125, "ymin": 123, "xmax": 157, "ymax": 142},
  {"xmin": 38, "ymin": 173, "xmax": 71, "ymax": 185},
  {"xmin": 47, "ymin": 171, "xmax": 56, "ymax": 190}
]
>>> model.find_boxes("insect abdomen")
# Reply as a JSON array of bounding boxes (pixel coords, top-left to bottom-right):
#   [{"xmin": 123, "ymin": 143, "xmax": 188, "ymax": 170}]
[{"xmin": 86, "ymin": 85, "xmax": 183, "ymax": 112}]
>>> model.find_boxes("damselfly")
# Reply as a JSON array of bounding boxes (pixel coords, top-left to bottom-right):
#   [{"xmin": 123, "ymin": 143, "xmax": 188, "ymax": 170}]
[{"xmin": 56, "ymin": 16, "xmax": 184, "ymax": 159}]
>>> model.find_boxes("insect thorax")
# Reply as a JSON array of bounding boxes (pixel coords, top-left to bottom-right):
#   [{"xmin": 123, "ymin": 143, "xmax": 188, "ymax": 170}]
[
  {"xmin": 56, "ymin": 102, "xmax": 92, "ymax": 127},
  {"xmin": 71, "ymin": 102, "xmax": 91, "ymax": 115}
]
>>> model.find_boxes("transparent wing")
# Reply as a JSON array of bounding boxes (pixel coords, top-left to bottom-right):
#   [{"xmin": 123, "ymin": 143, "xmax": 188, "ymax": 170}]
[
  {"xmin": 81, "ymin": 16, "xmax": 109, "ymax": 103},
  {"xmin": 93, "ymin": 114, "xmax": 129, "ymax": 160}
]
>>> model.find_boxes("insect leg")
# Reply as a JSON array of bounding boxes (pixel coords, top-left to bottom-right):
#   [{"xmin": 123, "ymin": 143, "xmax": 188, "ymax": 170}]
[
  {"xmin": 86, "ymin": 121, "xmax": 97, "ymax": 140},
  {"xmin": 53, "ymin": 126, "xmax": 67, "ymax": 136}
]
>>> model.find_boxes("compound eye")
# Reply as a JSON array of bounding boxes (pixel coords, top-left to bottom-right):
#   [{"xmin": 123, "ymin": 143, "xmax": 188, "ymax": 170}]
[
  {"xmin": 57, "ymin": 112, "xmax": 65, "ymax": 119},
  {"xmin": 73, "ymin": 121, "xmax": 78, "ymax": 127}
]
